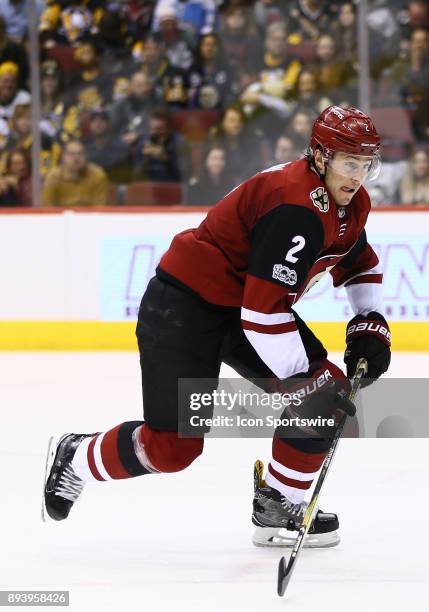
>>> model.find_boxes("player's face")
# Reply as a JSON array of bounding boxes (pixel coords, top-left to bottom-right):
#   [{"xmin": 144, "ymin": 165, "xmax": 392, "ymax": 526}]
[{"xmin": 325, "ymin": 152, "xmax": 373, "ymax": 206}]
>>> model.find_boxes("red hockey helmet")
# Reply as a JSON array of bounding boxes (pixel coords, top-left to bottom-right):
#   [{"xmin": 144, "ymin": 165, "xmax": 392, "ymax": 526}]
[{"xmin": 310, "ymin": 105, "xmax": 381, "ymax": 180}]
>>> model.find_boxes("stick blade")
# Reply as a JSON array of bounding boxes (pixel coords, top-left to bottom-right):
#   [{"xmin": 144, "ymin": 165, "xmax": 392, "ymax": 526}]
[{"xmin": 277, "ymin": 555, "xmax": 290, "ymax": 597}]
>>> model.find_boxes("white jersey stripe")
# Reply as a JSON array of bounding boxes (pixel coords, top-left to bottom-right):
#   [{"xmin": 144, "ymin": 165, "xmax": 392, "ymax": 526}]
[
  {"xmin": 241, "ymin": 308, "xmax": 295, "ymax": 325},
  {"xmin": 243, "ymin": 329, "xmax": 309, "ymax": 379},
  {"xmin": 93, "ymin": 433, "xmax": 113, "ymax": 481},
  {"xmin": 270, "ymin": 458, "xmax": 319, "ymax": 482}
]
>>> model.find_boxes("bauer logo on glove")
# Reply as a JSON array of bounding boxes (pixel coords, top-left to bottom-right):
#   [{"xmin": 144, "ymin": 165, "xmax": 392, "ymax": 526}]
[
  {"xmin": 346, "ymin": 321, "xmax": 391, "ymax": 345},
  {"xmin": 344, "ymin": 311, "xmax": 391, "ymax": 385}
]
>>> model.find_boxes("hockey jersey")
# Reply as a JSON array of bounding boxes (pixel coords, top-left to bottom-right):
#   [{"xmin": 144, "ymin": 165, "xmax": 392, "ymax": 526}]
[{"xmin": 159, "ymin": 158, "xmax": 383, "ymax": 378}]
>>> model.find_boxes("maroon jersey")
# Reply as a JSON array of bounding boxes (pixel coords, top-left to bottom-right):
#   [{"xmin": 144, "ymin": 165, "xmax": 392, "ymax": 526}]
[{"xmin": 159, "ymin": 159, "xmax": 382, "ymax": 378}]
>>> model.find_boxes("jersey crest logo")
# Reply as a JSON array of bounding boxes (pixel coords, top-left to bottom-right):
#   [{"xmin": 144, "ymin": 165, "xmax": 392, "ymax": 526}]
[
  {"xmin": 310, "ymin": 187, "xmax": 329, "ymax": 213},
  {"xmin": 272, "ymin": 264, "xmax": 297, "ymax": 286}
]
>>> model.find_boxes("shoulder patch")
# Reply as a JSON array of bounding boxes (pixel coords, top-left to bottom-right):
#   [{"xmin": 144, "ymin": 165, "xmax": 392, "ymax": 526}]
[{"xmin": 310, "ymin": 187, "xmax": 329, "ymax": 213}]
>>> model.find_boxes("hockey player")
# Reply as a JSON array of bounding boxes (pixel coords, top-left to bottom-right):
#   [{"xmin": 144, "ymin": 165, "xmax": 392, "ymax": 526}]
[{"xmin": 43, "ymin": 106, "xmax": 391, "ymax": 548}]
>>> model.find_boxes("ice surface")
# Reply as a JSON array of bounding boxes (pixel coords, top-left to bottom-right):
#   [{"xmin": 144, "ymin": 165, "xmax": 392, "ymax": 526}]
[{"xmin": 0, "ymin": 352, "xmax": 428, "ymax": 611}]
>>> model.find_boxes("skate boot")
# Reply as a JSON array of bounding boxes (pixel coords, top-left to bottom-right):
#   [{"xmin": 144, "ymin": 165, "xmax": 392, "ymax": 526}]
[
  {"xmin": 42, "ymin": 433, "xmax": 96, "ymax": 522},
  {"xmin": 252, "ymin": 460, "xmax": 340, "ymax": 548}
]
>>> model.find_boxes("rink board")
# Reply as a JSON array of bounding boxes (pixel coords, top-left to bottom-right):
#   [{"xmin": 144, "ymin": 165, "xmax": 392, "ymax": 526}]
[
  {"xmin": 0, "ymin": 320, "xmax": 427, "ymax": 351},
  {"xmin": 0, "ymin": 207, "xmax": 428, "ymax": 350}
]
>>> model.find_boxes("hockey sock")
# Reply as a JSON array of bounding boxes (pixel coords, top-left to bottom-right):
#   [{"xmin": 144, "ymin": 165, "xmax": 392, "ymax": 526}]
[
  {"xmin": 265, "ymin": 438, "xmax": 327, "ymax": 504},
  {"xmin": 71, "ymin": 421, "xmax": 157, "ymax": 482},
  {"xmin": 71, "ymin": 422, "xmax": 204, "ymax": 482}
]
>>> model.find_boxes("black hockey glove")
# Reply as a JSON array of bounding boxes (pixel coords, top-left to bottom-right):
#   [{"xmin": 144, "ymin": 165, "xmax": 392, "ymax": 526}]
[
  {"xmin": 274, "ymin": 359, "xmax": 356, "ymax": 440},
  {"xmin": 288, "ymin": 359, "xmax": 356, "ymax": 416},
  {"xmin": 344, "ymin": 311, "xmax": 391, "ymax": 387}
]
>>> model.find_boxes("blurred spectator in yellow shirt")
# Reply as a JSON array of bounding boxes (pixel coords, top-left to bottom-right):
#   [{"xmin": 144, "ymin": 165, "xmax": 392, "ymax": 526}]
[{"xmin": 43, "ymin": 139, "xmax": 108, "ymax": 207}]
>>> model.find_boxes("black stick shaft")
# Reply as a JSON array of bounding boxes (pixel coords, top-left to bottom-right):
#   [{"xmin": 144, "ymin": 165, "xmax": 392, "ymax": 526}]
[{"xmin": 277, "ymin": 358, "xmax": 368, "ymax": 597}]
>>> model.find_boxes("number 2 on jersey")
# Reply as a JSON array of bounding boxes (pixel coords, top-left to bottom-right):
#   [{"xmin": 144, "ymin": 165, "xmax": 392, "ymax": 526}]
[{"xmin": 285, "ymin": 235, "xmax": 306, "ymax": 263}]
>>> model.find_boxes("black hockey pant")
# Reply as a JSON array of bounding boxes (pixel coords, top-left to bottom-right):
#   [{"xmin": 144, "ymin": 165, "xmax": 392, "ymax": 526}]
[{"xmin": 136, "ymin": 276, "xmax": 331, "ymax": 454}]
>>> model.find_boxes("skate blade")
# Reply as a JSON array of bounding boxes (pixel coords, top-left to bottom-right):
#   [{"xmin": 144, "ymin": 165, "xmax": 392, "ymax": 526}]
[
  {"xmin": 252, "ymin": 526, "xmax": 340, "ymax": 549},
  {"xmin": 41, "ymin": 434, "xmax": 63, "ymax": 523}
]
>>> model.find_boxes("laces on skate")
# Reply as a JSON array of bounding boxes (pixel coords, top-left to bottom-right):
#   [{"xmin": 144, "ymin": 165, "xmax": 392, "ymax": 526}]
[{"xmin": 56, "ymin": 466, "xmax": 84, "ymax": 503}]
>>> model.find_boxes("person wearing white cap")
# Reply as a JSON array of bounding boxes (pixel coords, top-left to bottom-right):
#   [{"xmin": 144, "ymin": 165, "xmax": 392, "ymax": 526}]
[{"xmin": 152, "ymin": 1, "xmax": 194, "ymax": 71}]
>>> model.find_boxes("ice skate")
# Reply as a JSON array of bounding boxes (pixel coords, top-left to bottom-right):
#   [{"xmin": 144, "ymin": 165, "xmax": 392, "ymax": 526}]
[
  {"xmin": 42, "ymin": 433, "xmax": 95, "ymax": 522},
  {"xmin": 252, "ymin": 460, "xmax": 340, "ymax": 548}
]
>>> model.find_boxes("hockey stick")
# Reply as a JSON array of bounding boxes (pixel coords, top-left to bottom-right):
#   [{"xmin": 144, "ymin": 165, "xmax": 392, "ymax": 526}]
[{"xmin": 277, "ymin": 357, "xmax": 368, "ymax": 597}]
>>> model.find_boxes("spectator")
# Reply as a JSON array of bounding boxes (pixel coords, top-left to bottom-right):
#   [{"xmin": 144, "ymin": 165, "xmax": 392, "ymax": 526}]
[
  {"xmin": 43, "ymin": 139, "xmax": 109, "ymax": 207},
  {"xmin": 377, "ymin": 28, "xmax": 428, "ymax": 106},
  {"xmin": 124, "ymin": 0, "xmax": 155, "ymax": 42},
  {"xmin": 133, "ymin": 34, "xmax": 188, "ymax": 109},
  {"xmin": 154, "ymin": 5, "xmax": 194, "ymax": 71},
  {"xmin": 254, "ymin": 22, "xmax": 301, "ymax": 95},
  {"xmin": 7, "ymin": 101, "xmax": 30, "ymax": 147},
  {"xmin": 0, "ymin": 61, "xmax": 30, "ymax": 121},
  {"xmin": 291, "ymin": 68, "xmax": 331, "ymax": 117},
  {"xmin": 186, "ymin": 146, "xmax": 233, "ymax": 205},
  {"xmin": 40, "ymin": 59, "xmax": 66, "ymax": 139},
  {"xmin": 366, "ymin": 1, "xmax": 400, "ymax": 78},
  {"xmin": 181, "ymin": 0, "xmax": 218, "ymax": 41},
  {"xmin": 39, "ymin": 1, "xmax": 103, "ymax": 48},
  {"xmin": 84, "ymin": 107, "xmax": 131, "ymax": 183},
  {"xmin": 240, "ymin": 22, "xmax": 301, "ymax": 142},
  {"xmin": 0, "ymin": 15, "xmax": 28, "ymax": 87},
  {"xmin": 311, "ymin": 33, "xmax": 356, "ymax": 102},
  {"xmin": 269, "ymin": 134, "xmax": 298, "ymax": 166},
  {"xmin": 0, "ymin": 0, "xmax": 43, "ymax": 42},
  {"xmin": 134, "ymin": 108, "xmax": 189, "ymax": 182},
  {"xmin": 219, "ymin": 4, "xmax": 262, "ymax": 90},
  {"xmin": 286, "ymin": 0, "xmax": 339, "ymax": 42},
  {"xmin": 7, "ymin": 103, "xmax": 60, "ymax": 176},
  {"xmin": 332, "ymin": 2, "xmax": 357, "ymax": 64},
  {"xmin": 110, "ymin": 71, "xmax": 158, "ymax": 146},
  {"xmin": 0, "ymin": 114, "xmax": 9, "ymax": 173},
  {"xmin": 397, "ymin": 0, "xmax": 429, "ymax": 40},
  {"xmin": 188, "ymin": 33, "xmax": 238, "ymax": 110},
  {"xmin": 95, "ymin": 9, "xmax": 130, "ymax": 67},
  {"xmin": 253, "ymin": 0, "xmax": 288, "ymax": 32},
  {"xmin": 0, "ymin": 147, "xmax": 31, "ymax": 206},
  {"xmin": 365, "ymin": 159, "xmax": 407, "ymax": 206},
  {"xmin": 399, "ymin": 147, "xmax": 429, "ymax": 204},
  {"xmin": 69, "ymin": 38, "xmax": 114, "ymax": 111},
  {"xmin": 285, "ymin": 109, "xmax": 312, "ymax": 152},
  {"xmin": 209, "ymin": 104, "xmax": 263, "ymax": 182},
  {"xmin": 377, "ymin": 27, "xmax": 429, "ymax": 137},
  {"xmin": 152, "ymin": 0, "xmax": 219, "ymax": 42}
]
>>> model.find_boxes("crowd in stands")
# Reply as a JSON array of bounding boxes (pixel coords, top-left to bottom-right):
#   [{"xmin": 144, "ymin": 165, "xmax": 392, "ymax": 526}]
[{"xmin": 0, "ymin": 0, "xmax": 429, "ymax": 207}]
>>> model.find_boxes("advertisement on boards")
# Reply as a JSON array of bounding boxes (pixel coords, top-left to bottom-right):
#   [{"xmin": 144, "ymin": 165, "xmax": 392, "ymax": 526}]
[{"xmin": 101, "ymin": 232, "xmax": 429, "ymax": 323}]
